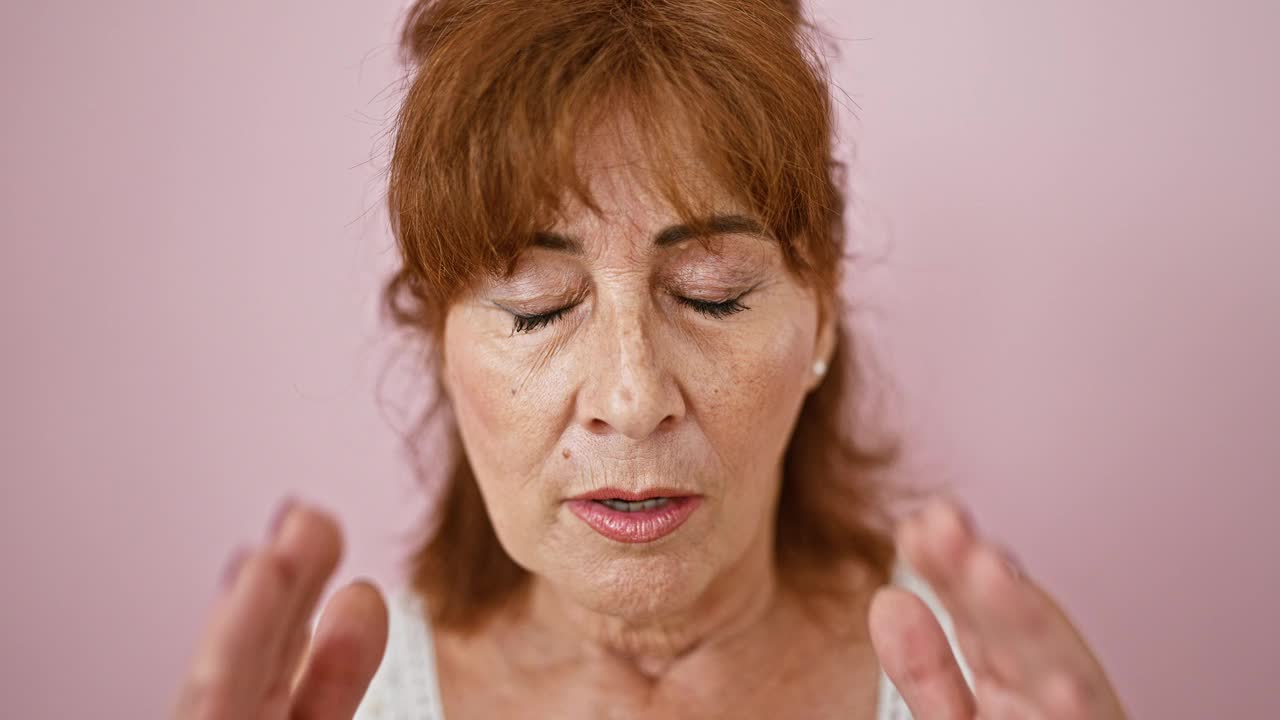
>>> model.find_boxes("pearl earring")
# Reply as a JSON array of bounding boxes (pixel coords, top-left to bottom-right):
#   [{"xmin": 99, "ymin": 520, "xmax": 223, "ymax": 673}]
[{"xmin": 812, "ymin": 359, "xmax": 827, "ymax": 378}]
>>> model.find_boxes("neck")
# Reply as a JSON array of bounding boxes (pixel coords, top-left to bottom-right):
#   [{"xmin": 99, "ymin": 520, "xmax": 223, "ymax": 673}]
[{"xmin": 522, "ymin": 517, "xmax": 781, "ymax": 679}]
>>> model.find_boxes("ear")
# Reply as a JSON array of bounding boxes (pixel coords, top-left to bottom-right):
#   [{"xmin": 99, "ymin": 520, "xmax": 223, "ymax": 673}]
[{"xmin": 808, "ymin": 294, "xmax": 837, "ymax": 393}]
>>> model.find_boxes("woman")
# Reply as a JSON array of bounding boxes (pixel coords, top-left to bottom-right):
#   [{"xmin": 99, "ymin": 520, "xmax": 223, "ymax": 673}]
[{"xmin": 174, "ymin": 0, "xmax": 1127, "ymax": 717}]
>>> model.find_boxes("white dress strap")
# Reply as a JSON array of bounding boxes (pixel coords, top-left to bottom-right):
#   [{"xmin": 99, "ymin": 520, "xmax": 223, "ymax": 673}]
[{"xmin": 353, "ymin": 586, "xmax": 445, "ymax": 719}]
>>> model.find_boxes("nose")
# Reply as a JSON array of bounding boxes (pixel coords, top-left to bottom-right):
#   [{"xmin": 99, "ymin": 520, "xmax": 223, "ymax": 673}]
[{"xmin": 576, "ymin": 304, "xmax": 685, "ymax": 440}]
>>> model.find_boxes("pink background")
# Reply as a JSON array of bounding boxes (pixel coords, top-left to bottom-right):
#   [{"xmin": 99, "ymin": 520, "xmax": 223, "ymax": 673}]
[{"xmin": 2, "ymin": 1, "xmax": 1277, "ymax": 717}]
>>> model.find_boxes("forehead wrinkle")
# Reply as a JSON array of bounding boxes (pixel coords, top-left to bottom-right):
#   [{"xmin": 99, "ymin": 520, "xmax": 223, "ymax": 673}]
[
  {"xmin": 570, "ymin": 132, "xmax": 746, "ymax": 250},
  {"xmin": 557, "ymin": 125, "xmax": 754, "ymax": 262}
]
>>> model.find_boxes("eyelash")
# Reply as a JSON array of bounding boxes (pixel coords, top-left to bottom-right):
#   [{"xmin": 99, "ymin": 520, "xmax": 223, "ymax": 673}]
[
  {"xmin": 509, "ymin": 295, "xmax": 750, "ymax": 335},
  {"xmin": 510, "ymin": 307, "xmax": 573, "ymax": 335},
  {"xmin": 676, "ymin": 295, "xmax": 750, "ymax": 318}
]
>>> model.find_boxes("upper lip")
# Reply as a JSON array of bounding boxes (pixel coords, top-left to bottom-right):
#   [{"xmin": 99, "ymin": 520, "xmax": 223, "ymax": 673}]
[{"xmin": 569, "ymin": 487, "xmax": 697, "ymax": 502}]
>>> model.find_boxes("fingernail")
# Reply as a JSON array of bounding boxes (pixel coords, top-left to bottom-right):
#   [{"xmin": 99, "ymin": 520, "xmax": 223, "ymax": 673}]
[
  {"xmin": 266, "ymin": 495, "xmax": 299, "ymax": 540},
  {"xmin": 220, "ymin": 546, "xmax": 250, "ymax": 590}
]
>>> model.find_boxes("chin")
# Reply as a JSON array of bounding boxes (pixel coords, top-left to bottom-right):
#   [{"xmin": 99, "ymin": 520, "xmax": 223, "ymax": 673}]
[{"xmin": 559, "ymin": 551, "xmax": 714, "ymax": 621}]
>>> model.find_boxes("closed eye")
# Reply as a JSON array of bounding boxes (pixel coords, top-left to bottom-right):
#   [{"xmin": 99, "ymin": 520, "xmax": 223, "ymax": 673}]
[
  {"xmin": 676, "ymin": 295, "xmax": 750, "ymax": 318},
  {"xmin": 507, "ymin": 293, "xmax": 751, "ymax": 335},
  {"xmin": 510, "ymin": 305, "xmax": 575, "ymax": 335}
]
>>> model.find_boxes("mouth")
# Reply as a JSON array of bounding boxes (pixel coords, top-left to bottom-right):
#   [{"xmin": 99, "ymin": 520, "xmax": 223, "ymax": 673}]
[
  {"xmin": 594, "ymin": 497, "xmax": 678, "ymax": 512},
  {"xmin": 565, "ymin": 488, "xmax": 702, "ymax": 543}
]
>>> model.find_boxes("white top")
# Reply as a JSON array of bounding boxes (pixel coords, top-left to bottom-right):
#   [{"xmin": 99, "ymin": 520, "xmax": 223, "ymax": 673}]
[{"xmin": 354, "ymin": 562, "xmax": 971, "ymax": 719}]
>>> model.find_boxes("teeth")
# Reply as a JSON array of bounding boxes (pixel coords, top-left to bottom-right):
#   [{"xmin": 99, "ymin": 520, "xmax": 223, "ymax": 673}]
[{"xmin": 599, "ymin": 497, "xmax": 671, "ymax": 512}]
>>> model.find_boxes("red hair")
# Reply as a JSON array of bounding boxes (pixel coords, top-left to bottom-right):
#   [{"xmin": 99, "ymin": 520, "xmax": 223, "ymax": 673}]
[{"xmin": 380, "ymin": 0, "xmax": 902, "ymax": 630}]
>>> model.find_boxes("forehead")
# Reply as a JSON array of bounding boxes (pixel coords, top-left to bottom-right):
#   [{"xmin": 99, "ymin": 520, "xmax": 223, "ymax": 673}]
[
  {"xmin": 486, "ymin": 103, "xmax": 779, "ymax": 280},
  {"xmin": 527, "ymin": 129, "xmax": 765, "ymax": 267},
  {"xmin": 553, "ymin": 110, "xmax": 749, "ymax": 231}
]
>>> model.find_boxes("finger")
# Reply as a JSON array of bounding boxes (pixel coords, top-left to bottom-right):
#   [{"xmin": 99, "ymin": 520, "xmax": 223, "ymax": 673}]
[
  {"xmin": 895, "ymin": 499, "xmax": 994, "ymax": 680},
  {"xmin": 869, "ymin": 586, "xmax": 976, "ymax": 720},
  {"xmin": 256, "ymin": 609, "xmax": 316, "ymax": 717},
  {"xmin": 290, "ymin": 579, "xmax": 389, "ymax": 720},
  {"xmin": 263, "ymin": 503, "xmax": 343, "ymax": 698},
  {"xmin": 971, "ymin": 675, "xmax": 1046, "ymax": 720},
  {"xmin": 965, "ymin": 550, "xmax": 1124, "ymax": 716},
  {"xmin": 901, "ymin": 497, "xmax": 1120, "ymax": 710},
  {"xmin": 260, "ymin": 624, "xmax": 313, "ymax": 720},
  {"xmin": 965, "ymin": 542, "xmax": 1073, "ymax": 680},
  {"xmin": 174, "ymin": 545, "xmax": 300, "ymax": 718},
  {"xmin": 289, "ymin": 624, "xmax": 313, "ymax": 693},
  {"xmin": 901, "ymin": 498, "xmax": 1075, "ymax": 685}
]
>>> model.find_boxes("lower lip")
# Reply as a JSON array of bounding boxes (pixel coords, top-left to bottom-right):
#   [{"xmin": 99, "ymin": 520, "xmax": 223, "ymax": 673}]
[{"xmin": 566, "ymin": 496, "xmax": 702, "ymax": 543}]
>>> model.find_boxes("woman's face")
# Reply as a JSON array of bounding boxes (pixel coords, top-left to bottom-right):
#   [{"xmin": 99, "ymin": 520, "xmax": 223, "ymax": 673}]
[{"xmin": 441, "ymin": 127, "xmax": 834, "ymax": 620}]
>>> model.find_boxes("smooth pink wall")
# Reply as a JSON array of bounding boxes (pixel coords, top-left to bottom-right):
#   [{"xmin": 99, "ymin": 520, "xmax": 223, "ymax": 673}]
[{"xmin": 2, "ymin": 1, "xmax": 1276, "ymax": 717}]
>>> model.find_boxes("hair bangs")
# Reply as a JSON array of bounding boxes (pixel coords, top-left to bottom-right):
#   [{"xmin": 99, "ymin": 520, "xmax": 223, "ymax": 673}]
[{"xmin": 388, "ymin": 0, "xmax": 842, "ymax": 313}]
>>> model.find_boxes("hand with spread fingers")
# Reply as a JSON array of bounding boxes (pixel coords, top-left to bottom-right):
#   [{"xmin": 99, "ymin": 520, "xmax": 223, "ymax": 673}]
[
  {"xmin": 172, "ymin": 500, "xmax": 389, "ymax": 720},
  {"xmin": 870, "ymin": 497, "xmax": 1128, "ymax": 720}
]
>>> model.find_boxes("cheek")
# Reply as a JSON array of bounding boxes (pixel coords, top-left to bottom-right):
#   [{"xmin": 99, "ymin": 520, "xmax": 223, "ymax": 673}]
[
  {"xmin": 694, "ymin": 312, "xmax": 814, "ymax": 458},
  {"xmin": 443, "ymin": 308, "xmax": 556, "ymax": 464},
  {"xmin": 442, "ymin": 310, "xmax": 572, "ymax": 565},
  {"xmin": 442, "ymin": 318, "xmax": 537, "ymax": 503},
  {"xmin": 443, "ymin": 342, "xmax": 511, "ymax": 459}
]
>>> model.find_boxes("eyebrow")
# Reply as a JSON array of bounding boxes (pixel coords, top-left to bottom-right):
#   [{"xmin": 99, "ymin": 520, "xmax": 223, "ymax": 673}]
[{"xmin": 530, "ymin": 213, "xmax": 768, "ymax": 255}]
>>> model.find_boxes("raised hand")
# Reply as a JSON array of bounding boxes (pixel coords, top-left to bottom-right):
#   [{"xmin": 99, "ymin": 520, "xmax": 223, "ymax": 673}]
[
  {"xmin": 869, "ymin": 497, "xmax": 1128, "ymax": 719},
  {"xmin": 172, "ymin": 500, "xmax": 389, "ymax": 720}
]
